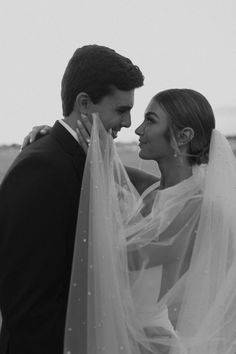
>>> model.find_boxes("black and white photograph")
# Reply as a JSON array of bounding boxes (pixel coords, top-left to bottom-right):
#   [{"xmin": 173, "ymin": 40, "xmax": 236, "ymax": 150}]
[{"xmin": 0, "ymin": 1, "xmax": 236, "ymax": 353}]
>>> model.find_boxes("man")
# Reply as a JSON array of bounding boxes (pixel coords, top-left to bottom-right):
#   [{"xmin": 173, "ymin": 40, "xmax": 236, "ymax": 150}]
[{"xmin": 0, "ymin": 45, "xmax": 144, "ymax": 354}]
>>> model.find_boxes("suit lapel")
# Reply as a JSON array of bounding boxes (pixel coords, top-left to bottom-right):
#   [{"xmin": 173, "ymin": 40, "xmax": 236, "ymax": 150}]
[
  {"xmin": 50, "ymin": 121, "xmax": 86, "ymax": 179},
  {"xmin": 50, "ymin": 121, "xmax": 88, "ymax": 352}
]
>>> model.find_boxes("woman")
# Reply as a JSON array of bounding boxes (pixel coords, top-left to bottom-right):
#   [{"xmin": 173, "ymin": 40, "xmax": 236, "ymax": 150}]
[{"xmin": 25, "ymin": 89, "xmax": 236, "ymax": 353}]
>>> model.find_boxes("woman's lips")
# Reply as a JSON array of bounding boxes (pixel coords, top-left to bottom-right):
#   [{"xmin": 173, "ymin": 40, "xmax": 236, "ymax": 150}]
[{"xmin": 138, "ymin": 140, "xmax": 146, "ymax": 146}]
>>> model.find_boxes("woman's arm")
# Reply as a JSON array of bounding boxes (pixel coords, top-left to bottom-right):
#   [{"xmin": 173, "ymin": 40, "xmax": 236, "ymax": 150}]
[
  {"xmin": 127, "ymin": 196, "xmax": 202, "ymax": 268},
  {"xmin": 125, "ymin": 166, "xmax": 159, "ymax": 195}
]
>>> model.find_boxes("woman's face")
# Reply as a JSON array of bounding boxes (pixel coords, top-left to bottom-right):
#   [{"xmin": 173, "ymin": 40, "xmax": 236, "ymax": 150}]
[{"xmin": 135, "ymin": 99, "xmax": 174, "ymax": 161}]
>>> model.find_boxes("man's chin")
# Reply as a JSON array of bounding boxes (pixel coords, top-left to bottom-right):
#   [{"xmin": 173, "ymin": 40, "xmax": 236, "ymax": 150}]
[{"xmin": 111, "ymin": 130, "xmax": 118, "ymax": 139}]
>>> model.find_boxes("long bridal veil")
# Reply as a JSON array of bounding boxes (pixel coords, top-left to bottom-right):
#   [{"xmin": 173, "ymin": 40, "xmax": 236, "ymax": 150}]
[{"xmin": 64, "ymin": 117, "xmax": 236, "ymax": 354}]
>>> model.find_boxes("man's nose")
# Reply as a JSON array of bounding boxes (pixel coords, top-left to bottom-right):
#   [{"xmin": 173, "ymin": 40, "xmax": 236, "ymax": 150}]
[{"xmin": 122, "ymin": 114, "xmax": 131, "ymax": 128}]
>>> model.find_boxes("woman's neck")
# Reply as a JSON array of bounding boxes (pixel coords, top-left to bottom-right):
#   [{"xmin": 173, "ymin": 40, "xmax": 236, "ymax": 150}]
[{"xmin": 157, "ymin": 155, "xmax": 193, "ymax": 190}]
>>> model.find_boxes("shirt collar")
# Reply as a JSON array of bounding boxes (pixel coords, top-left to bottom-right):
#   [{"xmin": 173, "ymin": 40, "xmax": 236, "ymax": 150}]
[{"xmin": 59, "ymin": 119, "xmax": 80, "ymax": 144}]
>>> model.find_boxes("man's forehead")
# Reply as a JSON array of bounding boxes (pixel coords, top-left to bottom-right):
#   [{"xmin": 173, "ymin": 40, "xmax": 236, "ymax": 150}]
[{"xmin": 110, "ymin": 88, "xmax": 134, "ymax": 107}]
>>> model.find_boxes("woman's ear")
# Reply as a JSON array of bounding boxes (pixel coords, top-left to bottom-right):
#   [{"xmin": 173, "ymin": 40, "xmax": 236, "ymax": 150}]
[
  {"xmin": 177, "ymin": 127, "xmax": 194, "ymax": 146},
  {"xmin": 73, "ymin": 92, "xmax": 92, "ymax": 113}
]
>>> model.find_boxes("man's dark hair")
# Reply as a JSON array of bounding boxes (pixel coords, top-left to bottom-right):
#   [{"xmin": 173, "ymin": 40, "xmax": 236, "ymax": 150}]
[{"xmin": 61, "ymin": 45, "xmax": 144, "ymax": 116}]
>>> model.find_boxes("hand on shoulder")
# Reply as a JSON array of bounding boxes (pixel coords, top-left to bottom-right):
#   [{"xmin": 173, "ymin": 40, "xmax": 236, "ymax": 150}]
[{"xmin": 21, "ymin": 125, "xmax": 51, "ymax": 150}]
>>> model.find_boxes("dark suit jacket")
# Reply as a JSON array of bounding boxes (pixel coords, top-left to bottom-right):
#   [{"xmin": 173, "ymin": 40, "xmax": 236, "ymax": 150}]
[{"xmin": 0, "ymin": 121, "xmax": 86, "ymax": 353}]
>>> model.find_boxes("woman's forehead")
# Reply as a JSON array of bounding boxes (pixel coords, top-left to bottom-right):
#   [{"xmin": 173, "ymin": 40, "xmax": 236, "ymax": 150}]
[{"xmin": 145, "ymin": 99, "xmax": 168, "ymax": 119}]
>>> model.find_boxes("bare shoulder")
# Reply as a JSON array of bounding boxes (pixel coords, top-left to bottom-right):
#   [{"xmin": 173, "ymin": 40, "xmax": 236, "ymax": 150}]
[{"xmin": 125, "ymin": 166, "xmax": 160, "ymax": 195}]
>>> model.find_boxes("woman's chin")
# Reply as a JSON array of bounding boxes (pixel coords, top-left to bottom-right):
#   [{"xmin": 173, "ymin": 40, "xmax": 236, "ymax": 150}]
[{"xmin": 138, "ymin": 149, "xmax": 151, "ymax": 160}]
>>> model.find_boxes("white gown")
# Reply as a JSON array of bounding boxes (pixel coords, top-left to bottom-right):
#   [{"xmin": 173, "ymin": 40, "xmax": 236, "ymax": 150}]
[{"xmin": 130, "ymin": 266, "xmax": 175, "ymax": 333}]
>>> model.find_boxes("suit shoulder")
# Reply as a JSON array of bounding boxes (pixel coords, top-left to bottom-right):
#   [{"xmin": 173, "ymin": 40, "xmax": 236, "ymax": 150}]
[
  {"xmin": 1, "ymin": 144, "xmax": 67, "ymax": 192},
  {"xmin": 8, "ymin": 132, "xmax": 75, "ymax": 173},
  {"xmin": 4, "ymin": 148, "xmax": 52, "ymax": 177}
]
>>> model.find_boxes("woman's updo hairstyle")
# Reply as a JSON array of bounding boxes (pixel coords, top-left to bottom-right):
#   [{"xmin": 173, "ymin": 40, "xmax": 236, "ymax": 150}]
[{"xmin": 154, "ymin": 89, "xmax": 216, "ymax": 165}]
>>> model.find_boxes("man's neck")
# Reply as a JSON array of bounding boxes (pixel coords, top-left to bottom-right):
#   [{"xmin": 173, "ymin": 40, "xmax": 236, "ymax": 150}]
[{"xmin": 63, "ymin": 112, "xmax": 80, "ymax": 132}]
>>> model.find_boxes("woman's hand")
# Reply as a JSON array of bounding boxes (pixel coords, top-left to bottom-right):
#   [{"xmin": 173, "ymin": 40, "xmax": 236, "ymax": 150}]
[
  {"xmin": 76, "ymin": 113, "xmax": 93, "ymax": 154},
  {"xmin": 144, "ymin": 326, "xmax": 173, "ymax": 354},
  {"xmin": 21, "ymin": 125, "xmax": 52, "ymax": 150}
]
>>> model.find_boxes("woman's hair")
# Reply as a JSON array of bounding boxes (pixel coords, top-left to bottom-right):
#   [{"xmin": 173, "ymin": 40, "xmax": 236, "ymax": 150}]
[
  {"xmin": 153, "ymin": 89, "xmax": 216, "ymax": 165},
  {"xmin": 61, "ymin": 45, "xmax": 144, "ymax": 117}
]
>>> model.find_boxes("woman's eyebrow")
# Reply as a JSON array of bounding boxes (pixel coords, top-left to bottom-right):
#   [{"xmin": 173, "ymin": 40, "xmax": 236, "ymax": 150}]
[{"xmin": 145, "ymin": 111, "xmax": 160, "ymax": 120}]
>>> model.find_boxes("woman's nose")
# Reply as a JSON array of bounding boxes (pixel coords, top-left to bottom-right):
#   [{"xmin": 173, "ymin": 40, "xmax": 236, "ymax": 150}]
[{"xmin": 135, "ymin": 122, "xmax": 144, "ymax": 136}]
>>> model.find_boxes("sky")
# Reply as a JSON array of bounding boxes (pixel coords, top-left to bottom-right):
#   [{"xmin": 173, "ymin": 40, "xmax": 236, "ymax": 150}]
[{"xmin": 0, "ymin": 0, "xmax": 236, "ymax": 144}]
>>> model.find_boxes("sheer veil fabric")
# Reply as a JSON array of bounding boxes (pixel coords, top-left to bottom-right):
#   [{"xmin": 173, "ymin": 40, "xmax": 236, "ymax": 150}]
[{"xmin": 64, "ymin": 117, "xmax": 236, "ymax": 354}]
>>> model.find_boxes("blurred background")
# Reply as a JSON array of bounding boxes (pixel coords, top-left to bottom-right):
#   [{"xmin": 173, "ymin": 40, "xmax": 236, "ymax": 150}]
[{"xmin": 1, "ymin": 0, "xmax": 236, "ymax": 181}]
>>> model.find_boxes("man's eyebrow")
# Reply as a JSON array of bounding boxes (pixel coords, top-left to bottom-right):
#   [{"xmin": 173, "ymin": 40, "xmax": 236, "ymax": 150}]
[{"xmin": 116, "ymin": 105, "xmax": 132, "ymax": 111}]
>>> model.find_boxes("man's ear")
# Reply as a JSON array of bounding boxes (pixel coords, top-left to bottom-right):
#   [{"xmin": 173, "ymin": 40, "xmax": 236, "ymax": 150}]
[
  {"xmin": 177, "ymin": 127, "xmax": 194, "ymax": 146},
  {"xmin": 73, "ymin": 92, "xmax": 92, "ymax": 113}
]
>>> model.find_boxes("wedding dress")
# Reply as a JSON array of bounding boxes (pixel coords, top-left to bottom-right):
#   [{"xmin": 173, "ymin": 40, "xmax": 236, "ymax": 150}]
[{"xmin": 64, "ymin": 116, "xmax": 236, "ymax": 354}]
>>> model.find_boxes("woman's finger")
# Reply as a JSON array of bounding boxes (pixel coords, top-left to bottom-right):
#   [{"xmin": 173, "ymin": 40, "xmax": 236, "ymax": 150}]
[
  {"xmin": 29, "ymin": 127, "xmax": 40, "ymax": 143},
  {"xmin": 76, "ymin": 127, "xmax": 88, "ymax": 154},
  {"xmin": 76, "ymin": 120, "xmax": 92, "ymax": 154},
  {"xmin": 21, "ymin": 125, "xmax": 52, "ymax": 150},
  {"xmin": 21, "ymin": 135, "xmax": 30, "ymax": 150},
  {"xmin": 77, "ymin": 120, "xmax": 91, "ymax": 141},
  {"xmin": 30, "ymin": 125, "xmax": 51, "ymax": 142},
  {"xmin": 81, "ymin": 113, "xmax": 93, "ymax": 134}
]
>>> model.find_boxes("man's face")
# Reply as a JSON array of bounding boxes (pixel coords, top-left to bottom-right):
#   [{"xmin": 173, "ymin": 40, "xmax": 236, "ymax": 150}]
[{"xmin": 90, "ymin": 88, "xmax": 134, "ymax": 138}]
